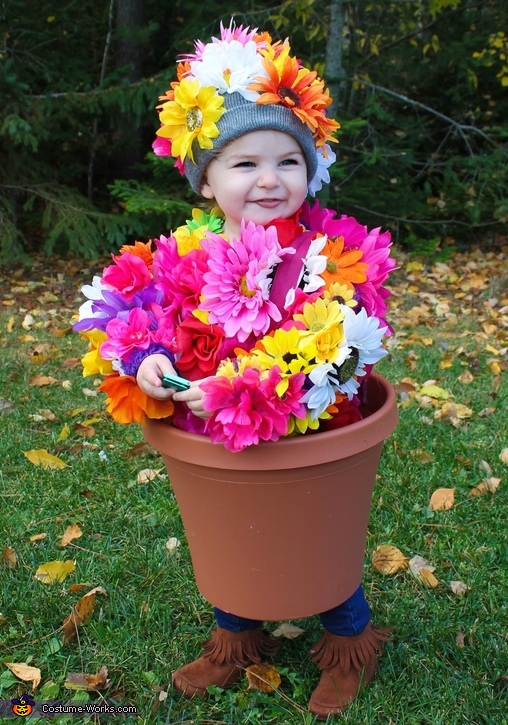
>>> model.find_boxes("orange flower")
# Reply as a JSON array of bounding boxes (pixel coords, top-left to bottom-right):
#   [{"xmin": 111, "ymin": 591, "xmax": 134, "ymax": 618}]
[
  {"xmin": 249, "ymin": 55, "xmax": 339, "ymax": 144},
  {"xmin": 321, "ymin": 236, "xmax": 368, "ymax": 289},
  {"xmin": 99, "ymin": 375, "xmax": 174, "ymax": 425},
  {"xmin": 118, "ymin": 240, "xmax": 154, "ymax": 272}
]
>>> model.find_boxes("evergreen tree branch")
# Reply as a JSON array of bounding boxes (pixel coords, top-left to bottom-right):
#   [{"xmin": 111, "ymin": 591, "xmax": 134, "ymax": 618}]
[{"xmin": 352, "ymin": 77, "xmax": 500, "ymax": 152}]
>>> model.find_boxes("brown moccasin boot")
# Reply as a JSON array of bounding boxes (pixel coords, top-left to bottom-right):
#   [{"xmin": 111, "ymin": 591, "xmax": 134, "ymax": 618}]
[
  {"xmin": 172, "ymin": 626, "xmax": 279, "ymax": 698},
  {"xmin": 308, "ymin": 623, "xmax": 393, "ymax": 720}
]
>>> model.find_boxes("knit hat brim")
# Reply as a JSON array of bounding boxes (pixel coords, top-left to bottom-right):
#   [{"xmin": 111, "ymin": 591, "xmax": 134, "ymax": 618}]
[{"xmin": 184, "ymin": 92, "xmax": 319, "ymax": 193}]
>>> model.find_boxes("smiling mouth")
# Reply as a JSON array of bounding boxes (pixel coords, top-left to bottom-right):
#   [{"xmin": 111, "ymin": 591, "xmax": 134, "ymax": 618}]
[{"xmin": 252, "ymin": 199, "xmax": 284, "ymax": 208}]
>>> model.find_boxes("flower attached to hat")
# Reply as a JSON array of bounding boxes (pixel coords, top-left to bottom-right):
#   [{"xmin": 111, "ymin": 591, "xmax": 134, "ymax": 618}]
[
  {"xmin": 157, "ymin": 78, "xmax": 225, "ymax": 163},
  {"xmin": 154, "ymin": 21, "xmax": 340, "ymax": 179}
]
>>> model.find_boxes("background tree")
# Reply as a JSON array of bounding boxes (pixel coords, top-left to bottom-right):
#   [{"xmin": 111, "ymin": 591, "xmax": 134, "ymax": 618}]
[{"xmin": 0, "ymin": 0, "xmax": 506, "ymax": 264}]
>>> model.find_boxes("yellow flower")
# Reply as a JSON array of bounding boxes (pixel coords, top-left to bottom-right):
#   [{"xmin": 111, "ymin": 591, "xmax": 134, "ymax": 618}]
[
  {"xmin": 287, "ymin": 409, "xmax": 331, "ymax": 435},
  {"xmin": 156, "ymin": 79, "xmax": 225, "ymax": 163},
  {"xmin": 215, "ymin": 356, "xmax": 267, "ymax": 381},
  {"xmin": 81, "ymin": 329, "xmax": 114, "ymax": 377},
  {"xmin": 173, "ymin": 224, "xmax": 209, "ymax": 255},
  {"xmin": 294, "ymin": 298, "xmax": 346, "ymax": 363},
  {"xmin": 252, "ymin": 327, "xmax": 317, "ymax": 377},
  {"xmin": 322, "ymin": 282, "xmax": 358, "ymax": 308}
]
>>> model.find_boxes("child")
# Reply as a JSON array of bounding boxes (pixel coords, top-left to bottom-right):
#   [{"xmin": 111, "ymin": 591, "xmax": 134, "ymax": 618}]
[{"xmin": 77, "ymin": 21, "xmax": 394, "ymax": 719}]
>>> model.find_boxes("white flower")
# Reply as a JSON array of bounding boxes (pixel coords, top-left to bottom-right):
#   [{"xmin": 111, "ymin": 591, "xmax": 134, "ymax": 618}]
[
  {"xmin": 77, "ymin": 276, "xmax": 108, "ymax": 322},
  {"xmin": 308, "ymin": 145, "xmax": 337, "ymax": 196},
  {"xmin": 189, "ymin": 40, "xmax": 266, "ymax": 100},
  {"xmin": 301, "ymin": 363, "xmax": 338, "ymax": 418},
  {"xmin": 283, "ymin": 235, "xmax": 327, "ymax": 308},
  {"xmin": 341, "ymin": 305, "xmax": 388, "ymax": 373}
]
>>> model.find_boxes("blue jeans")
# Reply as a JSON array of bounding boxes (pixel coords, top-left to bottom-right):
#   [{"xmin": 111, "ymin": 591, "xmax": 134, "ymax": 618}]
[{"xmin": 214, "ymin": 585, "xmax": 370, "ymax": 637}]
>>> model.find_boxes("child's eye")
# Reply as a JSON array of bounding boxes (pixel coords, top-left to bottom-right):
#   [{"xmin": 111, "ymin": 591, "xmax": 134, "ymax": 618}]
[
  {"xmin": 234, "ymin": 161, "xmax": 256, "ymax": 168},
  {"xmin": 280, "ymin": 158, "xmax": 300, "ymax": 166}
]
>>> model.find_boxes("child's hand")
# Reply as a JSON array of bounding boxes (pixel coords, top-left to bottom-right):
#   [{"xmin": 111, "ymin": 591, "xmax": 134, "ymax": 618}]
[
  {"xmin": 172, "ymin": 378, "xmax": 213, "ymax": 419},
  {"xmin": 136, "ymin": 354, "xmax": 176, "ymax": 399}
]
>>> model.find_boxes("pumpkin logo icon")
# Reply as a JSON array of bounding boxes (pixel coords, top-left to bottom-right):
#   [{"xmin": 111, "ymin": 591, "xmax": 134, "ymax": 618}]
[{"xmin": 11, "ymin": 693, "xmax": 35, "ymax": 717}]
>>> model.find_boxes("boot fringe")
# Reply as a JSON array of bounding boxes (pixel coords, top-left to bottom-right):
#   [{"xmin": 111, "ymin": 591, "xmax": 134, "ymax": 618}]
[
  {"xmin": 309, "ymin": 623, "xmax": 393, "ymax": 674},
  {"xmin": 202, "ymin": 627, "xmax": 279, "ymax": 667}
]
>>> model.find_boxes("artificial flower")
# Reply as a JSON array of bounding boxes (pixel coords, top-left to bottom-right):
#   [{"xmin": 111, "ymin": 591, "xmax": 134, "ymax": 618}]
[
  {"xmin": 294, "ymin": 298, "xmax": 346, "ymax": 362},
  {"xmin": 176, "ymin": 317, "xmax": 226, "ymax": 380},
  {"xmin": 200, "ymin": 221, "xmax": 286, "ymax": 342},
  {"xmin": 320, "ymin": 235, "xmax": 369, "ymax": 289},
  {"xmin": 189, "ymin": 39, "xmax": 265, "ymax": 101},
  {"xmin": 99, "ymin": 374, "xmax": 175, "ymax": 425},
  {"xmin": 156, "ymin": 78, "xmax": 225, "ymax": 163},
  {"xmin": 102, "ymin": 251, "xmax": 152, "ymax": 300},
  {"xmin": 80, "ymin": 329, "xmax": 114, "ymax": 377},
  {"xmin": 100, "ymin": 307, "xmax": 153, "ymax": 362}
]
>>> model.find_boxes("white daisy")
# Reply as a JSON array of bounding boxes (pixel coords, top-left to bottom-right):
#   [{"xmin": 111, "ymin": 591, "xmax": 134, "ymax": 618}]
[
  {"xmin": 308, "ymin": 145, "xmax": 337, "ymax": 196},
  {"xmin": 189, "ymin": 40, "xmax": 266, "ymax": 100}
]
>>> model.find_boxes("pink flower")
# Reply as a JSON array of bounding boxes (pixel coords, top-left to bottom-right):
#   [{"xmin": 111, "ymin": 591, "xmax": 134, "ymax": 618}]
[
  {"xmin": 200, "ymin": 222, "xmax": 285, "ymax": 343},
  {"xmin": 152, "ymin": 135, "xmax": 172, "ymax": 157},
  {"xmin": 102, "ymin": 251, "xmax": 152, "ymax": 300},
  {"xmin": 152, "ymin": 235, "xmax": 209, "ymax": 325},
  {"xmin": 100, "ymin": 308, "xmax": 153, "ymax": 361}
]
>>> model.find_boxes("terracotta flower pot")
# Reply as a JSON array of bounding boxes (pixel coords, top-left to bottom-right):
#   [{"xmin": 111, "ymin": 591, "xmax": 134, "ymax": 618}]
[{"xmin": 144, "ymin": 373, "xmax": 398, "ymax": 621}]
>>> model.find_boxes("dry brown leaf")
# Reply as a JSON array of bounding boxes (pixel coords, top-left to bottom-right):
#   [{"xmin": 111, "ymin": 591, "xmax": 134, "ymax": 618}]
[
  {"xmin": 469, "ymin": 477, "xmax": 501, "ymax": 496},
  {"xmin": 372, "ymin": 545, "xmax": 409, "ymax": 575},
  {"xmin": 2, "ymin": 546, "xmax": 18, "ymax": 568},
  {"xmin": 68, "ymin": 583, "xmax": 93, "ymax": 593},
  {"xmin": 455, "ymin": 630, "xmax": 465, "ymax": 648},
  {"xmin": 499, "ymin": 448, "xmax": 508, "ymax": 465},
  {"xmin": 272, "ymin": 623, "xmax": 305, "ymax": 639},
  {"xmin": 29, "ymin": 533, "xmax": 47, "ymax": 542},
  {"xmin": 61, "ymin": 586, "xmax": 106, "ymax": 643},
  {"xmin": 409, "ymin": 555, "xmax": 439, "ymax": 588},
  {"xmin": 429, "ymin": 488, "xmax": 455, "ymax": 511},
  {"xmin": 59, "ymin": 524, "xmax": 83, "ymax": 548},
  {"xmin": 35, "ymin": 559, "xmax": 76, "ymax": 584},
  {"xmin": 245, "ymin": 663, "xmax": 281, "ymax": 692},
  {"xmin": 450, "ymin": 580, "xmax": 469, "ymax": 597},
  {"xmin": 65, "ymin": 666, "xmax": 110, "ymax": 691},
  {"xmin": 165, "ymin": 537, "xmax": 181, "ymax": 555},
  {"xmin": 479, "ymin": 459, "xmax": 492, "ymax": 475},
  {"xmin": 29, "ymin": 374, "xmax": 58, "ymax": 387},
  {"xmin": 409, "ymin": 449, "xmax": 435, "ymax": 464},
  {"xmin": 457, "ymin": 370, "xmax": 474, "ymax": 384},
  {"xmin": 5, "ymin": 662, "xmax": 41, "ymax": 689},
  {"xmin": 137, "ymin": 468, "xmax": 163, "ymax": 484}
]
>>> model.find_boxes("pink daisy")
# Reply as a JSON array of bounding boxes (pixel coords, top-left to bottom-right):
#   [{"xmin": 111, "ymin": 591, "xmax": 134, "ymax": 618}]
[{"xmin": 200, "ymin": 221, "xmax": 286, "ymax": 343}]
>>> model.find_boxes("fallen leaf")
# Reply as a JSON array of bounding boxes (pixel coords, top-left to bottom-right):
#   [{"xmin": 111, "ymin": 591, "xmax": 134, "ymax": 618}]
[
  {"xmin": 409, "ymin": 449, "xmax": 435, "ymax": 463},
  {"xmin": 61, "ymin": 586, "xmax": 107, "ymax": 643},
  {"xmin": 450, "ymin": 580, "xmax": 469, "ymax": 597},
  {"xmin": 65, "ymin": 666, "xmax": 110, "ymax": 691},
  {"xmin": 165, "ymin": 537, "xmax": 181, "ymax": 555},
  {"xmin": 29, "ymin": 374, "xmax": 58, "ymax": 387},
  {"xmin": 29, "ymin": 533, "xmax": 47, "ymax": 542},
  {"xmin": 456, "ymin": 630, "xmax": 465, "ymax": 648},
  {"xmin": 409, "ymin": 555, "xmax": 439, "ymax": 588},
  {"xmin": 272, "ymin": 623, "xmax": 305, "ymax": 639},
  {"xmin": 58, "ymin": 424, "xmax": 71, "ymax": 442},
  {"xmin": 479, "ymin": 460, "xmax": 492, "ymax": 475},
  {"xmin": 23, "ymin": 449, "xmax": 68, "ymax": 469},
  {"xmin": 5, "ymin": 663, "xmax": 41, "ymax": 689},
  {"xmin": 499, "ymin": 448, "xmax": 508, "ymax": 465},
  {"xmin": 35, "ymin": 559, "xmax": 76, "ymax": 584},
  {"xmin": 22, "ymin": 314, "xmax": 35, "ymax": 330},
  {"xmin": 469, "ymin": 477, "xmax": 501, "ymax": 496},
  {"xmin": 372, "ymin": 545, "xmax": 409, "ymax": 575},
  {"xmin": 457, "ymin": 370, "xmax": 474, "ymax": 384},
  {"xmin": 59, "ymin": 524, "xmax": 83, "ymax": 548},
  {"xmin": 245, "ymin": 663, "xmax": 281, "ymax": 692},
  {"xmin": 419, "ymin": 384, "xmax": 451, "ymax": 399},
  {"xmin": 68, "ymin": 583, "xmax": 93, "ymax": 593},
  {"xmin": 429, "ymin": 488, "xmax": 455, "ymax": 511},
  {"xmin": 2, "ymin": 546, "xmax": 18, "ymax": 568},
  {"xmin": 137, "ymin": 468, "xmax": 163, "ymax": 484}
]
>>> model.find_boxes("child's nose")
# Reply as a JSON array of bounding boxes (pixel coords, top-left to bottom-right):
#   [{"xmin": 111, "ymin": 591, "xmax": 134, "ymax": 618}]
[{"xmin": 257, "ymin": 167, "xmax": 280, "ymax": 188}]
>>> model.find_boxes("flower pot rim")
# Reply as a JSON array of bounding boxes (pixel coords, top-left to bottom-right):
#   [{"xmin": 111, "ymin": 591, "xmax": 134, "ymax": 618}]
[{"xmin": 143, "ymin": 373, "xmax": 398, "ymax": 471}]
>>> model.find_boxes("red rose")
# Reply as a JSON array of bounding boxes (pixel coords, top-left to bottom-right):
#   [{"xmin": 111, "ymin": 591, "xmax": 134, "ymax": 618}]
[
  {"xmin": 176, "ymin": 318, "xmax": 225, "ymax": 380},
  {"xmin": 264, "ymin": 212, "xmax": 303, "ymax": 248},
  {"xmin": 321, "ymin": 399, "xmax": 363, "ymax": 431}
]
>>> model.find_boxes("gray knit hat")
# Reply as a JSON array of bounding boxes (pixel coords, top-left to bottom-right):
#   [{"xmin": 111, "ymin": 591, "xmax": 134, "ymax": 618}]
[
  {"xmin": 183, "ymin": 92, "xmax": 319, "ymax": 193},
  {"xmin": 153, "ymin": 22, "xmax": 339, "ymax": 195}
]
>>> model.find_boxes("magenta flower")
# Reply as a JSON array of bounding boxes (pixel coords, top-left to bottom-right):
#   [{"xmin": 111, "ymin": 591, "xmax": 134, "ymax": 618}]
[
  {"xmin": 100, "ymin": 308, "xmax": 153, "ymax": 361},
  {"xmin": 152, "ymin": 235, "xmax": 209, "ymax": 325},
  {"xmin": 102, "ymin": 252, "xmax": 152, "ymax": 300},
  {"xmin": 200, "ymin": 222, "xmax": 285, "ymax": 343},
  {"xmin": 201, "ymin": 366, "xmax": 300, "ymax": 452}
]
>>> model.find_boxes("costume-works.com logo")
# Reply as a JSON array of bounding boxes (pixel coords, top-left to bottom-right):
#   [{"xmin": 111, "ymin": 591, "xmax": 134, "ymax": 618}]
[{"xmin": 11, "ymin": 693, "xmax": 35, "ymax": 717}]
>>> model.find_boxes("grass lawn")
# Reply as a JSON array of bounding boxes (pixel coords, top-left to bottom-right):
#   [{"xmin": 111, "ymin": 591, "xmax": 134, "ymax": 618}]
[{"xmin": 1, "ymin": 246, "xmax": 507, "ymax": 724}]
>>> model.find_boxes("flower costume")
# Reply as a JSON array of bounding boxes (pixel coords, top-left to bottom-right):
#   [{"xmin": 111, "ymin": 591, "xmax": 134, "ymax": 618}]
[{"xmin": 74, "ymin": 21, "xmax": 396, "ymax": 719}]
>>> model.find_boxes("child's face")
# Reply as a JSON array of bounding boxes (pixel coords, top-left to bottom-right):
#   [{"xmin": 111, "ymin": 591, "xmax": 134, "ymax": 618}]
[{"xmin": 201, "ymin": 130, "xmax": 309, "ymax": 239}]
